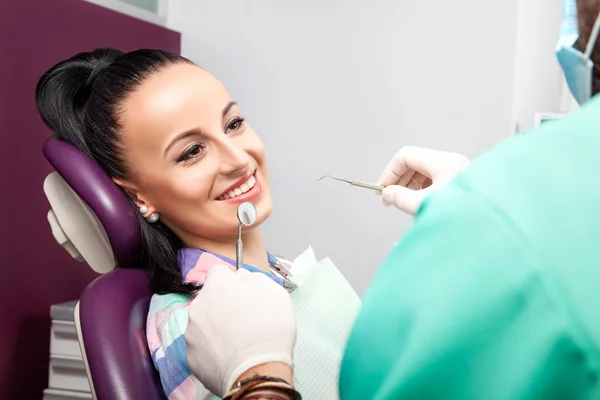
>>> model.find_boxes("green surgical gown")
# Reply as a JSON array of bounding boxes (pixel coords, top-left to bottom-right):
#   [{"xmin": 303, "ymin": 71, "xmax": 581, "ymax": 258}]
[{"xmin": 340, "ymin": 97, "xmax": 600, "ymax": 399}]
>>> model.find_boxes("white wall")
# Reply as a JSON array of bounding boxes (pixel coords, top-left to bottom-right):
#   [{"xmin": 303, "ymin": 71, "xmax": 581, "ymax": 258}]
[
  {"xmin": 168, "ymin": 0, "xmax": 521, "ymax": 294},
  {"xmin": 511, "ymin": 0, "xmax": 566, "ymax": 132}
]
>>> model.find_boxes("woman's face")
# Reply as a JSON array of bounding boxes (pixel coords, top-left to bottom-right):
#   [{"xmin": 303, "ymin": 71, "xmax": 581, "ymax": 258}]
[{"xmin": 116, "ymin": 63, "xmax": 273, "ymax": 246}]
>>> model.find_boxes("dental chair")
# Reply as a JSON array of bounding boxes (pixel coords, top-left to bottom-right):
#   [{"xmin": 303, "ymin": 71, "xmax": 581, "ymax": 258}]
[{"xmin": 43, "ymin": 136, "xmax": 165, "ymax": 399}]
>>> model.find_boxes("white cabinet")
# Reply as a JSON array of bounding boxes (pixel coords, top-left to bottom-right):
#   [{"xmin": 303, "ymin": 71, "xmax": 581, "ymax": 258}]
[{"xmin": 43, "ymin": 301, "xmax": 92, "ymax": 400}]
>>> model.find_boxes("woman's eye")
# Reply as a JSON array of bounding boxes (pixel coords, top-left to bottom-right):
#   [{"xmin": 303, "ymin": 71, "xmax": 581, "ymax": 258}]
[
  {"xmin": 225, "ymin": 117, "xmax": 246, "ymax": 133},
  {"xmin": 177, "ymin": 143, "xmax": 205, "ymax": 163}
]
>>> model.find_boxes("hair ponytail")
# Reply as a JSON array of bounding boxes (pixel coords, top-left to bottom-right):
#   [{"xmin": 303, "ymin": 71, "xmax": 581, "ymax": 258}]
[{"xmin": 36, "ymin": 48, "xmax": 197, "ymax": 295}]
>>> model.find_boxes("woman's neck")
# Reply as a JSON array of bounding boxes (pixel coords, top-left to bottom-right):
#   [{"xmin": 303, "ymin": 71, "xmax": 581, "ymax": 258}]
[{"xmin": 186, "ymin": 229, "xmax": 270, "ymax": 272}]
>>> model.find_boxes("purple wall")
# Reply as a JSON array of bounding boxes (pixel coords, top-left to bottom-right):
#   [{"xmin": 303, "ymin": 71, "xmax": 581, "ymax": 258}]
[{"xmin": 0, "ymin": 1, "xmax": 180, "ymax": 398}]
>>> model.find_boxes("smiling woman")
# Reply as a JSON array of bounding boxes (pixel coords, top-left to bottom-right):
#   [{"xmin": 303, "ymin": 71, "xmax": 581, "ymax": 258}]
[
  {"xmin": 112, "ymin": 61, "xmax": 273, "ymax": 267},
  {"xmin": 36, "ymin": 49, "xmax": 274, "ymax": 295},
  {"xmin": 35, "ymin": 48, "xmax": 287, "ymax": 398}
]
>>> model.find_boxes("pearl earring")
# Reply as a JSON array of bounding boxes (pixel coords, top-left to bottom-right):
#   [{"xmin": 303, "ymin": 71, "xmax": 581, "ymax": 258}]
[
  {"xmin": 139, "ymin": 205, "xmax": 148, "ymax": 215},
  {"xmin": 147, "ymin": 212, "xmax": 160, "ymax": 223}
]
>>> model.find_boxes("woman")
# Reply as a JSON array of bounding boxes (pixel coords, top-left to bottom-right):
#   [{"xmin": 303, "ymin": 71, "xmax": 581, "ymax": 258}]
[{"xmin": 36, "ymin": 48, "xmax": 357, "ymax": 399}]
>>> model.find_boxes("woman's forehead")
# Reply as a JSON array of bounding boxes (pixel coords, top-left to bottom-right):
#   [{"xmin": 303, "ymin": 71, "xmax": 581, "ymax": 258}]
[{"xmin": 120, "ymin": 63, "xmax": 232, "ymax": 141}]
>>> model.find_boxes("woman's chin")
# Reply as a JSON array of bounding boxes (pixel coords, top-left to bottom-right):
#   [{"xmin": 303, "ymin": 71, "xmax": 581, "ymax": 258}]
[{"xmin": 256, "ymin": 194, "xmax": 273, "ymax": 221}]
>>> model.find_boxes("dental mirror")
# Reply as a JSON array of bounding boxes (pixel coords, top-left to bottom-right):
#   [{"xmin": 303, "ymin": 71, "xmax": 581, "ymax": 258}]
[
  {"xmin": 237, "ymin": 202, "xmax": 257, "ymax": 226},
  {"xmin": 236, "ymin": 202, "xmax": 257, "ymax": 270}
]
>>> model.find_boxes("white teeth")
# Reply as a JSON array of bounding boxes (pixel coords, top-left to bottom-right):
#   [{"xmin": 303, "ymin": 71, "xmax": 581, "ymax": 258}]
[{"xmin": 218, "ymin": 175, "xmax": 257, "ymax": 200}]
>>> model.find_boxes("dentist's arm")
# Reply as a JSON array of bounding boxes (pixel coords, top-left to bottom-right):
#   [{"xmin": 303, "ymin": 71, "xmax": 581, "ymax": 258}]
[
  {"xmin": 377, "ymin": 146, "xmax": 470, "ymax": 215},
  {"xmin": 185, "ymin": 265, "xmax": 300, "ymax": 399}
]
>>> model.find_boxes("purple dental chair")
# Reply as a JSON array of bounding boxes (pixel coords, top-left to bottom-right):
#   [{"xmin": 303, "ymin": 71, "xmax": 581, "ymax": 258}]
[{"xmin": 43, "ymin": 136, "xmax": 165, "ymax": 400}]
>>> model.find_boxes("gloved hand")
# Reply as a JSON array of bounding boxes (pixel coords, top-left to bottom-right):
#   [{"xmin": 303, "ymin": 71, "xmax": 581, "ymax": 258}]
[
  {"xmin": 185, "ymin": 265, "xmax": 297, "ymax": 397},
  {"xmin": 377, "ymin": 146, "xmax": 470, "ymax": 215}
]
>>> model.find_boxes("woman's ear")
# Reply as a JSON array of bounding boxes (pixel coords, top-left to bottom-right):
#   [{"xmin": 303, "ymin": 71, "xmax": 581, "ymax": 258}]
[{"xmin": 112, "ymin": 178, "xmax": 156, "ymax": 216}]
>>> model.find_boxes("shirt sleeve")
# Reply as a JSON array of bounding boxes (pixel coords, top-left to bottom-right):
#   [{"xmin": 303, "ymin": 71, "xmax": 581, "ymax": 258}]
[
  {"xmin": 147, "ymin": 293, "xmax": 195, "ymax": 398},
  {"xmin": 339, "ymin": 184, "xmax": 595, "ymax": 400}
]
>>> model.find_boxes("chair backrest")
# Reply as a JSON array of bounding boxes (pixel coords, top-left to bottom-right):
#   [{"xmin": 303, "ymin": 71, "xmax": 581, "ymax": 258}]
[
  {"xmin": 42, "ymin": 136, "xmax": 165, "ymax": 399},
  {"xmin": 78, "ymin": 269, "xmax": 164, "ymax": 399}
]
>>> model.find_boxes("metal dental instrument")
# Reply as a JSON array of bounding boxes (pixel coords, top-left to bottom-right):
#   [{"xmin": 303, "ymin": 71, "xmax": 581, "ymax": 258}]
[
  {"xmin": 236, "ymin": 202, "xmax": 257, "ymax": 270},
  {"xmin": 233, "ymin": 202, "xmax": 297, "ymax": 292},
  {"xmin": 317, "ymin": 175, "xmax": 384, "ymax": 192}
]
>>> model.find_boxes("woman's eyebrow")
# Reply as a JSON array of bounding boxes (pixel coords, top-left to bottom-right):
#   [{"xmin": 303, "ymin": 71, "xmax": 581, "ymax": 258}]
[
  {"xmin": 164, "ymin": 102, "xmax": 237, "ymax": 157},
  {"xmin": 222, "ymin": 101, "xmax": 237, "ymax": 116},
  {"xmin": 164, "ymin": 128, "xmax": 202, "ymax": 156}
]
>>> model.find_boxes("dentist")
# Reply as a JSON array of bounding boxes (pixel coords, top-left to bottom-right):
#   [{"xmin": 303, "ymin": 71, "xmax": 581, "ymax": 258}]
[{"xmin": 185, "ymin": 0, "xmax": 600, "ymax": 399}]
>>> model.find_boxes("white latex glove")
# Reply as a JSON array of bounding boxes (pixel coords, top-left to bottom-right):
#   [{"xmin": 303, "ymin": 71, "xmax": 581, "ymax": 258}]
[
  {"xmin": 377, "ymin": 146, "xmax": 470, "ymax": 215},
  {"xmin": 185, "ymin": 265, "xmax": 297, "ymax": 397}
]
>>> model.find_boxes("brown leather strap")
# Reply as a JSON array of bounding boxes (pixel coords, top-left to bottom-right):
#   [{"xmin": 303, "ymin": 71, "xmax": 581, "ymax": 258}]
[
  {"xmin": 223, "ymin": 379, "xmax": 301, "ymax": 400},
  {"xmin": 243, "ymin": 391, "xmax": 292, "ymax": 400}
]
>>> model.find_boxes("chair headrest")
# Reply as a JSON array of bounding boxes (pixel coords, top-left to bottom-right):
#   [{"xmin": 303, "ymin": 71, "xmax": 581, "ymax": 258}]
[{"xmin": 43, "ymin": 136, "xmax": 141, "ymax": 273}]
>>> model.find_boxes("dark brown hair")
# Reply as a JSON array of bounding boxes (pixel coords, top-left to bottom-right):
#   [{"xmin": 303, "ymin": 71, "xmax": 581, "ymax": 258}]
[
  {"xmin": 36, "ymin": 48, "xmax": 198, "ymax": 295},
  {"xmin": 577, "ymin": 0, "xmax": 600, "ymax": 94}
]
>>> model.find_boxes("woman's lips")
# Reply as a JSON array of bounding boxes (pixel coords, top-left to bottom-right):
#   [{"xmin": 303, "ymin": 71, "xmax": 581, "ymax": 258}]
[
  {"xmin": 217, "ymin": 173, "xmax": 261, "ymax": 203},
  {"xmin": 217, "ymin": 171, "xmax": 255, "ymax": 199}
]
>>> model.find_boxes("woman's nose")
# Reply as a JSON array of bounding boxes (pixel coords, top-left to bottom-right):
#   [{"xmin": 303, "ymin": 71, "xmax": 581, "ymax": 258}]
[{"xmin": 217, "ymin": 139, "xmax": 250, "ymax": 174}]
